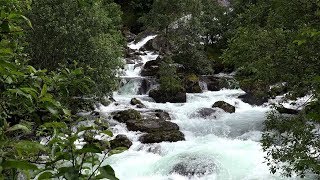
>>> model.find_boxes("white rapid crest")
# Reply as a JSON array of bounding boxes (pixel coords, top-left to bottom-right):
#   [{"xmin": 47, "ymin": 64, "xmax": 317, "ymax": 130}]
[{"xmin": 98, "ymin": 35, "xmax": 308, "ymax": 180}]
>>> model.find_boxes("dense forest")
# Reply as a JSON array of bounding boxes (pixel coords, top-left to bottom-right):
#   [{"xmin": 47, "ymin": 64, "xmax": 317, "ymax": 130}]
[{"xmin": 0, "ymin": 0, "xmax": 319, "ymax": 179}]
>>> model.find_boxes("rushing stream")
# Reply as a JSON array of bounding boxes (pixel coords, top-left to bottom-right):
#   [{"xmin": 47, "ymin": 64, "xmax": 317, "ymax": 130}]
[{"xmin": 98, "ymin": 36, "xmax": 303, "ymax": 180}]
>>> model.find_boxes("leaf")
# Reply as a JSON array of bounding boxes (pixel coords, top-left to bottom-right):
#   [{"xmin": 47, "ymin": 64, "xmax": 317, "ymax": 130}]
[
  {"xmin": 37, "ymin": 171, "xmax": 54, "ymax": 180},
  {"xmin": 41, "ymin": 122, "xmax": 67, "ymax": 129},
  {"xmin": 2, "ymin": 160, "xmax": 38, "ymax": 170},
  {"xmin": 40, "ymin": 84, "xmax": 48, "ymax": 98},
  {"xmin": 76, "ymin": 144, "xmax": 102, "ymax": 154},
  {"xmin": 96, "ymin": 165, "xmax": 118, "ymax": 180},
  {"xmin": 14, "ymin": 141, "xmax": 46, "ymax": 156},
  {"xmin": 101, "ymin": 130, "xmax": 113, "ymax": 137},
  {"xmin": 57, "ymin": 167, "xmax": 78, "ymax": 179},
  {"xmin": 63, "ymin": 109, "xmax": 71, "ymax": 116},
  {"xmin": 20, "ymin": 15, "xmax": 33, "ymax": 29},
  {"xmin": 7, "ymin": 124, "xmax": 31, "ymax": 133}
]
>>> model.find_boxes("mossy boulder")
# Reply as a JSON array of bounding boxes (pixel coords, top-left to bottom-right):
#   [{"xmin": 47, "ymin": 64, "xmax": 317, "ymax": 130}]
[
  {"xmin": 113, "ymin": 109, "xmax": 141, "ymax": 123},
  {"xmin": 212, "ymin": 101, "xmax": 235, "ymax": 113},
  {"xmin": 139, "ymin": 130, "xmax": 185, "ymax": 143},
  {"xmin": 184, "ymin": 74, "xmax": 202, "ymax": 93},
  {"xmin": 130, "ymin": 98, "xmax": 146, "ymax": 108},
  {"xmin": 110, "ymin": 134, "xmax": 132, "ymax": 149},
  {"xmin": 238, "ymin": 79, "xmax": 269, "ymax": 105}
]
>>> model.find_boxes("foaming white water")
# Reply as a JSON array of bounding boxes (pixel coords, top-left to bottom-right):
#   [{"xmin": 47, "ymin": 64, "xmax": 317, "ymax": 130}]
[
  {"xmin": 100, "ymin": 90, "xmax": 305, "ymax": 180},
  {"xmin": 128, "ymin": 35, "xmax": 157, "ymax": 50},
  {"xmin": 98, "ymin": 36, "xmax": 309, "ymax": 180},
  {"xmin": 122, "ymin": 52, "xmax": 158, "ymax": 78}
]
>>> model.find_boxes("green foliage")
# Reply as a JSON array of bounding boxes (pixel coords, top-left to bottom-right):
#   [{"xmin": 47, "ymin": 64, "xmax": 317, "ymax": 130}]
[
  {"xmin": 1, "ymin": 0, "xmax": 122, "ymax": 179},
  {"xmin": 262, "ymin": 110, "xmax": 320, "ymax": 178},
  {"xmin": 26, "ymin": 0, "xmax": 124, "ymax": 96},
  {"xmin": 115, "ymin": 0, "xmax": 154, "ymax": 33},
  {"xmin": 223, "ymin": 0, "xmax": 320, "ymax": 177},
  {"xmin": 34, "ymin": 121, "xmax": 121, "ymax": 179},
  {"xmin": 142, "ymin": 0, "xmax": 226, "ymax": 75},
  {"xmin": 159, "ymin": 56, "xmax": 184, "ymax": 93}
]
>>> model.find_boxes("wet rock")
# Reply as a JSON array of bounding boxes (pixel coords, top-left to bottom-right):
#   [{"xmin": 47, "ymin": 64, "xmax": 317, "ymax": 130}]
[
  {"xmin": 134, "ymin": 51, "xmax": 147, "ymax": 56},
  {"xmin": 149, "ymin": 89, "xmax": 187, "ymax": 103},
  {"xmin": 138, "ymin": 79, "xmax": 151, "ymax": 95},
  {"xmin": 126, "ymin": 119, "xmax": 179, "ymax": 133},
  {"xmin": 113, "ymin": 109, "xmax": 141, "ymax": 123},
  {"xmin": 125, "ymin": 49, "xmax": 143, "ymax": 62},
  {"xmin": 212, "ymin": 101, "xmax": 235, "ymax": 113},
  {"xmin": 238, "ymin": 93, "xmax": 268, "ymax": 106},
  {"xmin": 110, "ymin": 134, "xmax": 132, "ymax": 149},
  {"xmin": 276, "ymin": 106, "xmax": 300, "ymax": 115},
  {"xmin": 184, "ymin": 74, "xmax": 202, "ymax": 93},
  {"xmin": 154, "ymin": 109, "xmax": 171, "ymax": 120},
  {"xmin": 139, "ymin": 130, "xmax": 185, "ymax": 143},
  {"xmin": 130, "ymin": 98, "xmax": 146, "ymax": 108},
  {"xmin": 200, "ymin": 76, "xmax": 235, "ymax": 91},
  {"xmin": 126, "ymin": 58, "xmax": 136, "ymax": 64},
  {"xmin": 134, "ymin": 62, "xmax": 144, "ymax": 69},
  {"xmin": 123, "ymin": 30, "xmax": 136, "ymax": 42},
  {"xmin": 192, "ymin": 108, "xmax": 217, "ymax": 118},
  {"xmin": 140, "ymin": 60, "xmax": 161, "ymax": 77},
  {"xmin": 136, "ymin": 104, "xmax": 146, "ymax": 108},
  {"xmin": 170, "ymin": 154, "xmax": 218, "ymax": 177}
]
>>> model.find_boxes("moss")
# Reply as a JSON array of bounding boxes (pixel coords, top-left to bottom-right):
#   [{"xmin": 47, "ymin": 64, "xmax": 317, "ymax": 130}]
[{"xmin": 113, "ymin": 109, "xmax": 141, "ymax": 123}]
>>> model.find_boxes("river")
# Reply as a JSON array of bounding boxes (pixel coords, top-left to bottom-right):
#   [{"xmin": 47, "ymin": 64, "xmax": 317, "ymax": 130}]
[{"xmin": 98, "ymin": 36, "xmax": 303, "ymax": 180}]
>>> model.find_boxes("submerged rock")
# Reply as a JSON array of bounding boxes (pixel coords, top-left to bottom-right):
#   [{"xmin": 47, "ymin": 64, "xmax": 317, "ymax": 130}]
[
  {"xmin": 170, "ymin": 154, "xmax": 218, "ymax": 177},
  {"xmin": 149, "ymin": 89, "xmax": 186, "ymax": 103},
  {"xmin": 139, "ymin": 130, "xmax": 185, "ymax": 143},
  {"xmin": 192, "ymin": 108, "xmax": 217, "ymax": 118},
  {"xmin": 212, "ymin": 101, "xmax": 235, "ymax": 113},
  {"xmin": 113, "ymin": 109, "xmax": 141, "ymax": 123},
  {"xmin": 110, "ymin": 134, "xmax": 132, "ymax": 149}
]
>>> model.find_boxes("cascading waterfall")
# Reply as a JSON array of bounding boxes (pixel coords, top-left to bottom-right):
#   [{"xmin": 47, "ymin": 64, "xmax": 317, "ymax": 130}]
[{"xmin": 99, "ymin": 36, "xmax": 305, "ymax": 180}]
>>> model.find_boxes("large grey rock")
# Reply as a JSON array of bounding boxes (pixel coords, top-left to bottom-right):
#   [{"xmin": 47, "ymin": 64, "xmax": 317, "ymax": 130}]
[
  {"xmin": 139, "ymin": 130, "xmax": 185, "ymax": 143},
  {"xmin": 149, "ymin": 89, "xmax": 186, "ymax": 103},
  {"xmin": 140, "ymin": 60, "xmax": 161, "ymax": 77},
  {"xmin": 212, "ymin": 101, "xmax": 235, "ymax": 113},
  {"xmin": 238, "ymin": 93, "xmax": 268, "ymax": 106},
  {"xmin": 126, "ymin": 119, "xmax": 179, "ymax": 133}
]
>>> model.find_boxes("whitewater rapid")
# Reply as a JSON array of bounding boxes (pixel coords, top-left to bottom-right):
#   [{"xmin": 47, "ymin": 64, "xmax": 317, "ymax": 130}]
[{"xmin": 99, "ymin": 36, "xmax": 304, "ymax": 180}]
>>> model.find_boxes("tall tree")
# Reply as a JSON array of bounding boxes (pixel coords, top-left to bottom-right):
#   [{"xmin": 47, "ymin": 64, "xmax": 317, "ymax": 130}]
[{"xmin": 26, "ymin": 0, "xmax": 124, "ymax": 96}]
